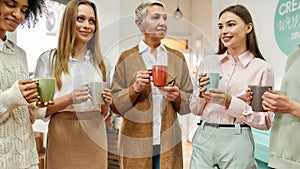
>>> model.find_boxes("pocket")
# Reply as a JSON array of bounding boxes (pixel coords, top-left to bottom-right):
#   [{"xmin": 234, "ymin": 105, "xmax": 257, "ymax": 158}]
[
  {"xmin": 192, "ymin": 127, "xmax": 201, "ymax": 143},
  {"xmin": 192, "ymin": 126, "xmax": 216, "ymax": 145}
]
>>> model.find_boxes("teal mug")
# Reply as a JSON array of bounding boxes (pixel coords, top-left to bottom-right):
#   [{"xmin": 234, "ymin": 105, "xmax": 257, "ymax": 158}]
[{"xmin": 195, "ymin": 73, "xmax": 221, "ymax": 91}]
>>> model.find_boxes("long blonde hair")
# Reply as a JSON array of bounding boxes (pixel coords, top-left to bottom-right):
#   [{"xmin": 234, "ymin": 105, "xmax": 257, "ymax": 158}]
[{"xmin": 54, "ymin": 0, "xmax": 106, "ymax": 90}]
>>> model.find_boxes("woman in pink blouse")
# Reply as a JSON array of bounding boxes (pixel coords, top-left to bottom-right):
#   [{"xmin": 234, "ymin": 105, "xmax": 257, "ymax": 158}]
[{"xmin": 189, "ymin": 4, "xmax": 274, "ymax": 169}]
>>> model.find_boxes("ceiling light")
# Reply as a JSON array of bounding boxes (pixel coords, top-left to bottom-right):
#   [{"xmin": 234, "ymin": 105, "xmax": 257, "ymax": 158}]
[{"xmin": 173, "ymin": 0, "xmax": 183, "ymax": 19}]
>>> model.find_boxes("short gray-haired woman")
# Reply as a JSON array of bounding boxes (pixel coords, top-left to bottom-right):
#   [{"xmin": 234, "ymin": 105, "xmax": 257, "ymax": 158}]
[{"xmin": 111, "ymin": 1, "xmax": 193, "ymax": 169}]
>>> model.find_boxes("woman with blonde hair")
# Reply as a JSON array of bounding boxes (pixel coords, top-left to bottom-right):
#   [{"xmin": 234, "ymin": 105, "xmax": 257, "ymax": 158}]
[{"xmin": 35, "ymin": 0, "xmax": 112, "ymax": 168}]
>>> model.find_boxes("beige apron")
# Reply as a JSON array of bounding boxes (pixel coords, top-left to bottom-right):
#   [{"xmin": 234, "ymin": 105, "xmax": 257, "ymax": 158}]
[{"xmin": 45, "ymin": 111, "xmax": 107, "ymax": 169}]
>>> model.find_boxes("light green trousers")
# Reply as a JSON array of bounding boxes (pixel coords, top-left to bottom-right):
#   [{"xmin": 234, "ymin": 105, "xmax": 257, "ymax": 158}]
[{"xmin": 190, "ymin": 123, "xmax": 257, "ymax": 169}]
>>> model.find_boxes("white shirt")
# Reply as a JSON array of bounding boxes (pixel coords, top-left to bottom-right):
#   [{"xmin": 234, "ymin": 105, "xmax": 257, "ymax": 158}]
[
  {"xmin": 0, "ymin": 38, "xmax": 4, "ymax": 51},
  {"xmin": 138, "ymin": 40, "xmax": 167, "ymax": 145},
  {"xmin": 35, "ymin": 50, "xmax": 111, "ymax": 113},
  {"xmin": 0, "ymin": 37, "xmax": 13, "ymax": 52}
]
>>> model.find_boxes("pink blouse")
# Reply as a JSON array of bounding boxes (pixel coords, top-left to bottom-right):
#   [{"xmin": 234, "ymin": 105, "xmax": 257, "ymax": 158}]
[{"xmin": 189, "ymin": 51, "xmax": 274, "ymax": 130}]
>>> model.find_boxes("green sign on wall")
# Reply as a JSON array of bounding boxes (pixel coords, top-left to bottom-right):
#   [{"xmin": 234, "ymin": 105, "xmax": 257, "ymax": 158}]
[{"xmin": 274, "ymin": 0, "xmax": 300, "ymax": 55}]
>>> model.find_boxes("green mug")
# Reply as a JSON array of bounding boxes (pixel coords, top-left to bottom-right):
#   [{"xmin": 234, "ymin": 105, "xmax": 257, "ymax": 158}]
[
  {"xmin": 36, "ymin": 78, "xmax": 56, "ymax": 102},
  {"xmin": 195, "ymin": 73, "xmax": 220, "ymax": 91}
]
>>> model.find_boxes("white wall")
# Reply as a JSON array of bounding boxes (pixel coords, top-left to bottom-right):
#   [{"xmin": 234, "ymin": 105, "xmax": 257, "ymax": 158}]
[
  {"xmin": 94, "ymin": 0, "xmax": 121, "ymax": 80},
  {"xmin": 191, "ymin": 0, "xmax": 212, "ymax": 40},
  {"xmin": 17, "ymin": 1, "xmax": 65, "ymax": 73}
]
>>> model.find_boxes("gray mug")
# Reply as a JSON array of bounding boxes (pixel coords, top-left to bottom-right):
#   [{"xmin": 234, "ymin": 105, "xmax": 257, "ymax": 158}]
[{"xmin": 250, "ymin": 85, "xmax": 272, "ymax": 112}]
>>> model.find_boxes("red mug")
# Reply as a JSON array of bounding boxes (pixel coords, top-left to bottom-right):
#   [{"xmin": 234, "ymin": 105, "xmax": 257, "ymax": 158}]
[{"xmin": 152, "ymin": 65, "xmax": 168, "ymax": 87}]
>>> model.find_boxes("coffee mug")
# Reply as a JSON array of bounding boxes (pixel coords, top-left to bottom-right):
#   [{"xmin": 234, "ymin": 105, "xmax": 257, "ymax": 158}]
[
  {"xmin": 36, "ymin": 77, "xmax": 56, "ymax": 102},
  {"xmin": 195, "ymin": 73, "xmax": 220, "ymax": 91},
  {"xmin": 89, "ymin": 82, "xmax": 110, "ymax": 104},
  {"xmin": 152, "ymin": 65, "xmax": 168, "ymax": 87},
  {"xmin": 250, "ymin": 85, "xmax": 272, "ymax": 112}
]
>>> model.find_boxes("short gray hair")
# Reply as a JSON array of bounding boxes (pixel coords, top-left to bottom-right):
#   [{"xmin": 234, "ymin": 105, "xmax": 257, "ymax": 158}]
[{"xmin": 134, "ymin": 0, "xmax": 166, "ymax": 22}]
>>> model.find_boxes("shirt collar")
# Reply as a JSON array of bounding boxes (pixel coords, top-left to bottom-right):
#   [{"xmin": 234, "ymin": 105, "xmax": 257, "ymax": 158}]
[
  {"xmin": 219, "ymin": 51, "xmax": 254, "ymax": 67},
  {"xmin": 68, "ymin": 50, "xmax": 91, "ymax": 62},
  {"xmin": 138, "ymin": 40, "xmax": 167, "ymax": 54},
  {"xmin": 0, "ymin": 39, "xmax": 4, "ymax": 51},
  {"xmin": 0, "ymin": 38, "xmax": 14, "ymax": 52}
]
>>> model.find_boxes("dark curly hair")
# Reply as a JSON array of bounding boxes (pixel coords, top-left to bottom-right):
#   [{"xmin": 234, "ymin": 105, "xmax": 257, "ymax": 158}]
[{"xmin": 22, "ymin": 0, "xmax": 47, "ymax": 28}]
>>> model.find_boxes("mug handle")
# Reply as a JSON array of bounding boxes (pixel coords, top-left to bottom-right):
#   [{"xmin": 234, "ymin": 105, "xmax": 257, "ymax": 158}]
[
  {"xmin": 87, "ymin": 85, "xmax": 94, "ymax": 103},
  {"xmin": 34, "ymin": 79, "xmax": 39, "ymax": 84},
  {"xmin": 88, "ymin": 95, "xmax": 94, "ymax": 103},
  {"xmin": 147, "ymin": 69, "xmax": 153, "ymax": 82},
  {"xmin": 34, "ymin": 79, "xmax": 41, "ymax": 99}
]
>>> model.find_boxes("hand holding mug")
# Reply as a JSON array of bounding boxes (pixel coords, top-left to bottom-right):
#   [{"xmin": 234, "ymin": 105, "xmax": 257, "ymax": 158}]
[
  {"xmin": 18, "ymin": 79, "xmax": 39, "ymax": 103},
  {"xmin": 101, "ymin": 88, "xmax": 112, "ymax": 117},
  {"xmin": 71, "ymin": 84, "xmax": 89, "ymax": 104},
  {"xmin": 205, "ymin": 88, "xmax": 231, "ymax": 108},
  {"xmin": 36, "ymin": 100, "xmax": 55, "ymax": 107},
  {"xmin": 196, "ymin": 73, "xmax": 209, "ymax": 98},
  {"xmin": 246, "ymin": 86, "xmax": 253, "ymax": 106},
  {"xmin": 158, "ymin": 86, "xmax": 180, "ymax": 101},
  {"xmin": 262, "ymin": 90, "xmax": 294, "ymax": 113},
  {"xmin": 133, "ymin": 70, "xmax": 151, "ymax": 93},
  {"xmin": 195, "ymin": 73, "xmax": 220, "ymax": 91},
  {"xmin": 101, "ymin": 88, "xmax": 112, "ymax": 106}
]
